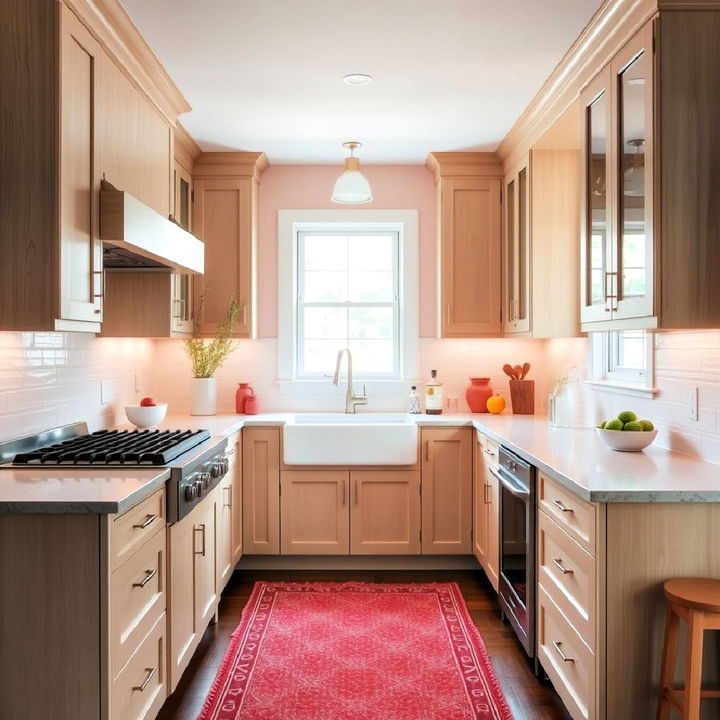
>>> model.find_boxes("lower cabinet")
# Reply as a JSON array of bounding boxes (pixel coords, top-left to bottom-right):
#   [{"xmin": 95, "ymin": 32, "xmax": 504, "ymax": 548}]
[
  {"xmin": 420, "ymin": 427, "xmax": 473, "ymax": 554},
  {"xmin": 279, "ymin": 469, "xmax": 422, "ymax": 555},
  {"xmin": 217, "ymin": 432, "xmax": 242, "ymax": 589},
  {"xmin": 473, "ymin": 431, "xmax": 500, "ymax": 589},
  {"xmin": 168, "ymin": 489, "xmax": 218, "ymax": 692}
]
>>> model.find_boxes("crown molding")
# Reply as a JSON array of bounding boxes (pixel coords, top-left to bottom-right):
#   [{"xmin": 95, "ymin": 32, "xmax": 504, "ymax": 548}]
[
  {"xmin": 193, "ymin": 152, "xmax": 270, "ymax": 182},
  {"xmin": 496, "ymin": 0, "xmax": 658, "ymax": 171},
  {"xmin": 174, "ymin": 123, "xmax": 201, "ymax": 172},
  {"xmin": 425, "ymin": 152, "xmax": 502, "ymax": 183},
  {"xmin": 64, "ymin": 0, "xmax": 191, "ymax": 124}
]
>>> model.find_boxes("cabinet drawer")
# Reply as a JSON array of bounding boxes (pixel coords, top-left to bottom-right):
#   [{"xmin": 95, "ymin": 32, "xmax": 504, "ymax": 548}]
[
  {"xmin": 111, "ymin": 488, "xmax": 166, "ymax": 571},
  {"xmin": 538, "ymin": 474, "xmax": 596, "ymax": 555},
  {"xmin": 538, "ymin": 585, "xmax": 595, "ymax": 720},
  {"xmin": 111, "ymin": 526, "xmax": 166, "ymax": 676},
  {"xmin": 538, "ymin": 510, "xmax": 595, "ymax": 650},
  {"xmin": 111, "ymin": 611, "xmax": 166, "ymax": 720},
  {"xmin": 476, "ymin": 432, "xmax": 499, "ymax": 467}
]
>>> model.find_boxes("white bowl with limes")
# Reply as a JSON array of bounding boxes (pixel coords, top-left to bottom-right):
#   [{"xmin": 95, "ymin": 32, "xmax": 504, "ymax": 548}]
[{"xmin": 596, "ymin": 412, "xmax": 657, "ymax": 452}]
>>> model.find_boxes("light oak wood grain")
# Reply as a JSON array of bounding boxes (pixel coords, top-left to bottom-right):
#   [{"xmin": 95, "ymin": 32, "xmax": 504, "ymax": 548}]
[
  {"xmin": 538, "ymin": 474, "xmax": 596, "ymax": 555},
  {"xmin": 111, "ymin": 488, "xmax": 166, "ymax": 571},
  {"xmin": 420, "ymin": 427, "xmax": 472, "ymax": 554},
  {"xmin": 351, "ymin": 470, "xmax": 421, "ymax": 555},
  {"xmin": 281, "ymin": 470, "xmax": 350, "ymax": 554},
  {"xmin": 242, "ymin": 427, "xmax": 281, "ymax": 554},
  {"xmin": 473, "ymin": 432, "xmax": 500, "ymax": 590}
]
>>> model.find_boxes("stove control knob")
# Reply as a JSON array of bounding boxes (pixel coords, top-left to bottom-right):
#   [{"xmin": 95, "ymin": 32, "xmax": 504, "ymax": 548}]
[
  {"xmin": 184, "ymin": 484, "xmax": 197, "ymax": 501},
  {"xmin": 210, "ymin": 462, "xmax": 222, "ymax": 478},
  {"xmin": 194, "ymin": 479, "xmax": 204, "ymax": 496},
  {"xmin": 201, "ymin": 471, "xmax": 211, "ymax": 488}
]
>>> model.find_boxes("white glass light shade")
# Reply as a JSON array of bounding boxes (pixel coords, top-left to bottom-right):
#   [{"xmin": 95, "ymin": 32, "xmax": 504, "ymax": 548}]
[{"xmin": 331, "ymin": 157, "xmax": 373, "ymax": 204}]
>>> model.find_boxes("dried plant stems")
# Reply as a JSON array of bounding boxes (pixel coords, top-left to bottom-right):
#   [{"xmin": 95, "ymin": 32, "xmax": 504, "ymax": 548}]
[{"xmin": 183, "ymin": 291, "xmax": 240, "ymax": 378}]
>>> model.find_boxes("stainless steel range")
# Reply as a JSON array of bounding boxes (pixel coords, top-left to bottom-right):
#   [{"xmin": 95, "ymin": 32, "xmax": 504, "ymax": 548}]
[{"xmin": 0, "ymin": 422, "xmax": 229, "ymax": 521}]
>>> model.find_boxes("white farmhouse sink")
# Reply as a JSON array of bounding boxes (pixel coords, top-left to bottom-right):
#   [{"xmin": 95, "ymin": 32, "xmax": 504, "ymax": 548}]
[{"xmin": 283, "ymin": 413, "xmax": 418, "ymax": 466}]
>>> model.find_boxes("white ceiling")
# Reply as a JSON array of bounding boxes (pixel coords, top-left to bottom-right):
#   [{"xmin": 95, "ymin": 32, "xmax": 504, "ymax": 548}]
[{"xmin": 121, "ymin": 0, "xmax": 603, "ymax": 164}]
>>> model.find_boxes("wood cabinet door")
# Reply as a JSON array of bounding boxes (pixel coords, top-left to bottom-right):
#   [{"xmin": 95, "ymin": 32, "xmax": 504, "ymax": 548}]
[
  {"xmin": 580, "ymin": 66, "xmax": 614, "ymax": 326},
  {"xmin": 193, "ymin": 496, "xmax": 217, "ymax": 633},
  {"xmin": 281, "ymin": 471, "xmax": 349, "ymax": 555},
  {"xmin": 472, "ymin": 435, "xmax": 488, "ymax": 566},
  {"xmin": 439, "ymin": 176, "xmax": 502, "ymax": 337},
  {"xmin": 217, "ymin": 476, "xmax": 233, "ymax": 590},
  {"xmin": 193, "ymin": 177, "xmax": 255, "ymax": 337},
  {"xmin": 351, "ymin": 470, "xmax": 421, "ymax": 555},
  {"xmin": 242, "ymin": 428, "xmax": 280, "ymax": 554},
  {"xmin": 59, "ymin": 5, "xmax": 103, "ymax": 324},
  {"xmin": 228, "ymin": 439, "xmax": 243, "ymax": 564},
  {"xmin": 421, "ymin": 427, "xmax": 472, "ymax": 554},
  {"xmin": 485, "ymin": 460, "xmax": 500, "ymax": 591},
  {"xmin": 503, "ymin": 163, "xmax": 531, "ymax": 335},
  {"xmin": 168, "ymin": 514, "xmax": 196, "ymax": 692}
]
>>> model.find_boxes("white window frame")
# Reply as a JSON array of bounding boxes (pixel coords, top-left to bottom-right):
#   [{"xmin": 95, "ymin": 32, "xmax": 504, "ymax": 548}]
[
  {"xmin": 278, "ymin": 209, "xmax": 419, "ymax": 389},
  {"xmin": 295, "ymin": 229, "xmax": 401, "ymax": 379},
  {"xmin": 588, "ymin": 329, "xmax": 658, "ymax": 398}
]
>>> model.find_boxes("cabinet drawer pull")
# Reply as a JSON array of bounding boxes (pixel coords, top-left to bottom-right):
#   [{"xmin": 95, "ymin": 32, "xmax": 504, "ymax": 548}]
[
  {"xmin": 132, "ymin": 568, "xmax": 157, "ymax": 589},
  {"xmin": 342, "ymin": 479, "xmax": 347, "ymax": 506},
  {"xmin": 484, "ymin": 482, "xmax": 491, "ymax": 504},
  {"xmin": 194, "ymin": 524, "xmax": 206, "ymax": 556},
  {"xmin": 425, "ymin": 441, "xmax": 430, "ymax": 462},
  {"xmin": 552, "ymin": 557, "xmax": 573, "ymax": 575},
  {"xmin": 132, "ymin": 666, "xmax": 157, "ymax": 692},
  {"xmin": 133, "ymin": 514, "xmax": 158, "ymax": 530},
  {"xmin": 484, "ymin": 447, "xmax": 496, "ymax": 457},
  {"xmin": 553, "ymin": 499, "xmax": 573, "ymax": 513},
  {"xmin": 552, "ymin": 641, "xmax": 574, "ymax": 663},
  {"xmin": 224, "ymin": 485, "xmax": 232, "ymax": 507},
  {"xmin": 354, "ymin": 479, "xmax": 359, "ymax": 505}
]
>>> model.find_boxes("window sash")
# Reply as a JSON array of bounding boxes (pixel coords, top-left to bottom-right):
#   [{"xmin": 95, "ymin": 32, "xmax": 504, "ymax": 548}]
[
  {"xmin": 296, "ymin": 230, "xmax": 401, "ymax": 379},
  {"xmin": 607, "ymin": 330, "xmax": 647, "ymax": 381}
]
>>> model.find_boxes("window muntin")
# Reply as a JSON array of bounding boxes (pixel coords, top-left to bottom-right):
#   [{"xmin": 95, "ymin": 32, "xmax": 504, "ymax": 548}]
[{"xmin": 296, "ymin": 230, "xmax": 400, "ymax": 378}]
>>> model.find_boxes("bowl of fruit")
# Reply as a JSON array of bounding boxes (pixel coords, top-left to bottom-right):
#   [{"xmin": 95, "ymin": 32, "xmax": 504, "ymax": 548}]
[
  {"xmin": 125, "ymin": 397, "xmax": 168, "ymax": 428},
  {"xmin": 596, "ymin": 411, "xmax": 657, "ymax": 452}
]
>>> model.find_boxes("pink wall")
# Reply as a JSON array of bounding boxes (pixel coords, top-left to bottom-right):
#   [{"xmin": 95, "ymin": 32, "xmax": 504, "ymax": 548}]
[{"xmin": 257, "ymin": 164, "xmax": 437, "ymax": 337}]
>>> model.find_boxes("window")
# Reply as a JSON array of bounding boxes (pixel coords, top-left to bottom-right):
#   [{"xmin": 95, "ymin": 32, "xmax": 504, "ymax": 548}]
[
  {"xmin": 277, "ymin": 209, "xmax": 419, "ymax": 386},
  {"xmin": 589, "ymin": 329, "xmax": 657, "ymax": 397},
  {"xmin": 296, "ymin": 230, "xmax": 399, "ymax": 378}
]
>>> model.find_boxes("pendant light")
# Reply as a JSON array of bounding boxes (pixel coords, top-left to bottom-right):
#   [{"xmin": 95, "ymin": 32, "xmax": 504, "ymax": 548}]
[{"xmin": 331, "ymin": 141, "xmax": 373, "ymax": 204}]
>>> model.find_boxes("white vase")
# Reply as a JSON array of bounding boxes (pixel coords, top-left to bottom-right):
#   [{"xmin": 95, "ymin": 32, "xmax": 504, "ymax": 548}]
[{"xmin": 191, "ymin": 377, "xmax": 217, "ymax": 416}]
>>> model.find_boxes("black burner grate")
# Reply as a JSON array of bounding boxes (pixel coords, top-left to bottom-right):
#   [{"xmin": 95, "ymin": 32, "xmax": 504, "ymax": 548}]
[{"xmin": 13, "ymin": 428, "xmax": 211, "ymax": 466}]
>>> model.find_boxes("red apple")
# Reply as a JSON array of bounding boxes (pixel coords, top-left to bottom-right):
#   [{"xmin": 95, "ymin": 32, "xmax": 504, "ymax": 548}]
[{"xmin": 139, "ymin": 397, "xmax": 157, "ymax": 407}]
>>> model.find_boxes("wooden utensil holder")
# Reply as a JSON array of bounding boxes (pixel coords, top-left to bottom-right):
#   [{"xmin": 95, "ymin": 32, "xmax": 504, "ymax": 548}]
[{"xmin": 509, "ymin": 380, "xmax": 535, "ymax": 415}]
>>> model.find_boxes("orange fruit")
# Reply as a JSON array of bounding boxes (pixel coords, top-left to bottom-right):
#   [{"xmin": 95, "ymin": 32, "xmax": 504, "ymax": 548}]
[{"xmin": 486, "ymin": 394, "xmax": 506, "ymax": 414}]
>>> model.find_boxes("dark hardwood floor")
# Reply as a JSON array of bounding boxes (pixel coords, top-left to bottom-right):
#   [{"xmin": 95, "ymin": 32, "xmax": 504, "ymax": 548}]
[{"xmin": 157, "ymin": 569, "xmax": 572, "ymax": 720}]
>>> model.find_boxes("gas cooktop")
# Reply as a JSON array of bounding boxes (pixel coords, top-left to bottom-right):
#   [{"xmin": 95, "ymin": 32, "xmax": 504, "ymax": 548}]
[{"xmin": 11, "ymin": 428, "xmax": 211, "ymax": 466}]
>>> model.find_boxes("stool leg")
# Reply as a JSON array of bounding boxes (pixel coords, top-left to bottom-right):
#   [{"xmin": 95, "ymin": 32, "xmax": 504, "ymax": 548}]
[
  {"xmin": 657, "ymin": 606, "xmax": 680, "ymax": 720},
  {"xmin": 683, "ymin": 610, "xmax": 704, "ymax": 720}
]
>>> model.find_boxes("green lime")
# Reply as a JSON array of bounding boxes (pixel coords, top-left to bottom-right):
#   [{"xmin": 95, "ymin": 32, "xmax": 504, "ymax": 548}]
[
  {"xmin": 639, "ymin": 420, "xmax": 654, "ymax": 431},
  {"xmin": 605, "ymin": 419, "xmax": 623, "ymax": 431},
  {"xmin": 617, "ymin": 411, "xmax": 638, "ymax": 424},
  {"xmin": 623, "ymin": 421, "xmax": 643, "ymax": 431}
]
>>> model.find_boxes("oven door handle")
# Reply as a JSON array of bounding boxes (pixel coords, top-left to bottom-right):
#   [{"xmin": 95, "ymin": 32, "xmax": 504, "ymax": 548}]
[{"xmin": 490, "ymin": 466, "xmax": 529, "ymax": 499}]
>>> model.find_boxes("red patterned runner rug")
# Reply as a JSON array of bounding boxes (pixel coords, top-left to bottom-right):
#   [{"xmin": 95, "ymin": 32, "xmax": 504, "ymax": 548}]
[{"xmin": 197, "ymin": 582, "xmax": 514, "ymax": 720}]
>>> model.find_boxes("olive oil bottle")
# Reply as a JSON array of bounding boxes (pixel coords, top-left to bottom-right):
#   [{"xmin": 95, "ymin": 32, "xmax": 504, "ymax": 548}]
[{"xmin": 425, "ymin": 369, "xmax": 443, "ymax": 415}]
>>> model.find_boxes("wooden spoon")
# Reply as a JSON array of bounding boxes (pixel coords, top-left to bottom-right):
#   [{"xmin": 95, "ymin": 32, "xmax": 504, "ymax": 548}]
[
  {"xmin": 503, "ymin": 364, "xmax": 515, "ymax": 379},
  {"xmin": 521, "ymin": 362, "xmax": 531, "ymax": 379},
  {"xmin": 513, "ymin": 364, "xmax": 523, "ymax": 380}
]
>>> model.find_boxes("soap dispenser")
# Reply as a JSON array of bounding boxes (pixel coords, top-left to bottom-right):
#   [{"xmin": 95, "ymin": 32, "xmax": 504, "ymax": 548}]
[{"xmin": 425, "ymin": 369, "xmax": 443, "ymax": 415}]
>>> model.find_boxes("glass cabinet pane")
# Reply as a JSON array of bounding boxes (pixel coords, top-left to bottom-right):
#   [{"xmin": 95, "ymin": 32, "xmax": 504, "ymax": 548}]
[
  {"xmin": 618, "ymin": 50, "xmax": 648, "ymax": 300},
  {"xmin": 586, "ymin": 90, "xmax": 609, "ymax": 308},
  {"xmin": 518, "ymin": 167, "xmax": 528, "ymax": 321},
  {"xmin": 506, "ymin": 179, "xmax": 515, "ymax": 318}
]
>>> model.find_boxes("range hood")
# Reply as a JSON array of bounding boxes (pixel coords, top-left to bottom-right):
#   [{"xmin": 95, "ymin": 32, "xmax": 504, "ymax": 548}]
[{"xmin": 100, "ymin": 180, "xmax": 204, "ymax": 273}]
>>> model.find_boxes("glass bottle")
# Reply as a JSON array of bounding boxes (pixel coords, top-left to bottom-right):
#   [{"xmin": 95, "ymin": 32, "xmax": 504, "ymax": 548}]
[
  {"xmin": 408, "ymin": 385, "xmax": 421, "ymax": 414},
  {"xmin": 425, "ymin": 369, "xmax": 443, "ymax": 415}
]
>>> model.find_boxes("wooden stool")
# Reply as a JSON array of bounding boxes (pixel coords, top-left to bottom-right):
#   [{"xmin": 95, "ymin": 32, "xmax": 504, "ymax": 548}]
[{"xmin": 657, "ymin": 578, "xmax": 720, "ymax": 719}]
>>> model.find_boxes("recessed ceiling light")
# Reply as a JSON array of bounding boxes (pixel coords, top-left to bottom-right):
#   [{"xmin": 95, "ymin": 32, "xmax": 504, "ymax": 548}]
[{"xmin": 342, "ymin": 74, "xmax": 373, "ymax": 86}]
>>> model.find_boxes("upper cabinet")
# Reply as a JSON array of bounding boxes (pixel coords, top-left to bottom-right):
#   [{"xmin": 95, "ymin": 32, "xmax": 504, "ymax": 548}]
[
  {"xmin": 426, "ymin": 153, "xmax": 503, "ymax": 338},
  {"xmin": 503, "ymin": 161, "xmax": 531, "ymax": 335},
  {"xmin": 192, "ymin": 153, "xmax": 269, "ymax": 338},
  {"xmin": 0, "ymin": 0, "xmax": 189, "ymax": 333},
  {"xmin": 580, "ymin": 14, "xmax": 720, "ymax": 330}
]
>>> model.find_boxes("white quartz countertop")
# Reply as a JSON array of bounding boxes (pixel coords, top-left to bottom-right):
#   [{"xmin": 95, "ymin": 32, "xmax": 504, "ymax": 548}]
[
  {"xmin": 0, "ymin": 467, "xmax": 169, "ymax": 514},
  {"xmin": 1, "ymin": 410, "xmax": 718, "ymax": 513}
]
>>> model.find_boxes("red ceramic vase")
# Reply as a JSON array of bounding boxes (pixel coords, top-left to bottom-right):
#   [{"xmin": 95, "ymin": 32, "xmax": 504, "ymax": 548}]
[
  {"xmin": 466, "ymin": 377, "xmax": 493, "ymax": 413},
  {"xmin": 235, "ymin": 383, "xmax": 254, "ymax": 414}
]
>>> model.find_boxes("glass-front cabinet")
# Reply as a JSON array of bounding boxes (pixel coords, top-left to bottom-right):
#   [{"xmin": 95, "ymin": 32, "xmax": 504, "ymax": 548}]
[
  {"xmin": 171, "ymin": 161, "xmax": 194, "ymax": 334},
  {"xmin": 580, "ymin": 24, "xmax": 654, "ymax": 329},
  {"xmin": 503, "ymin": 161, "xmax": 531, "ymax": 334}
]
